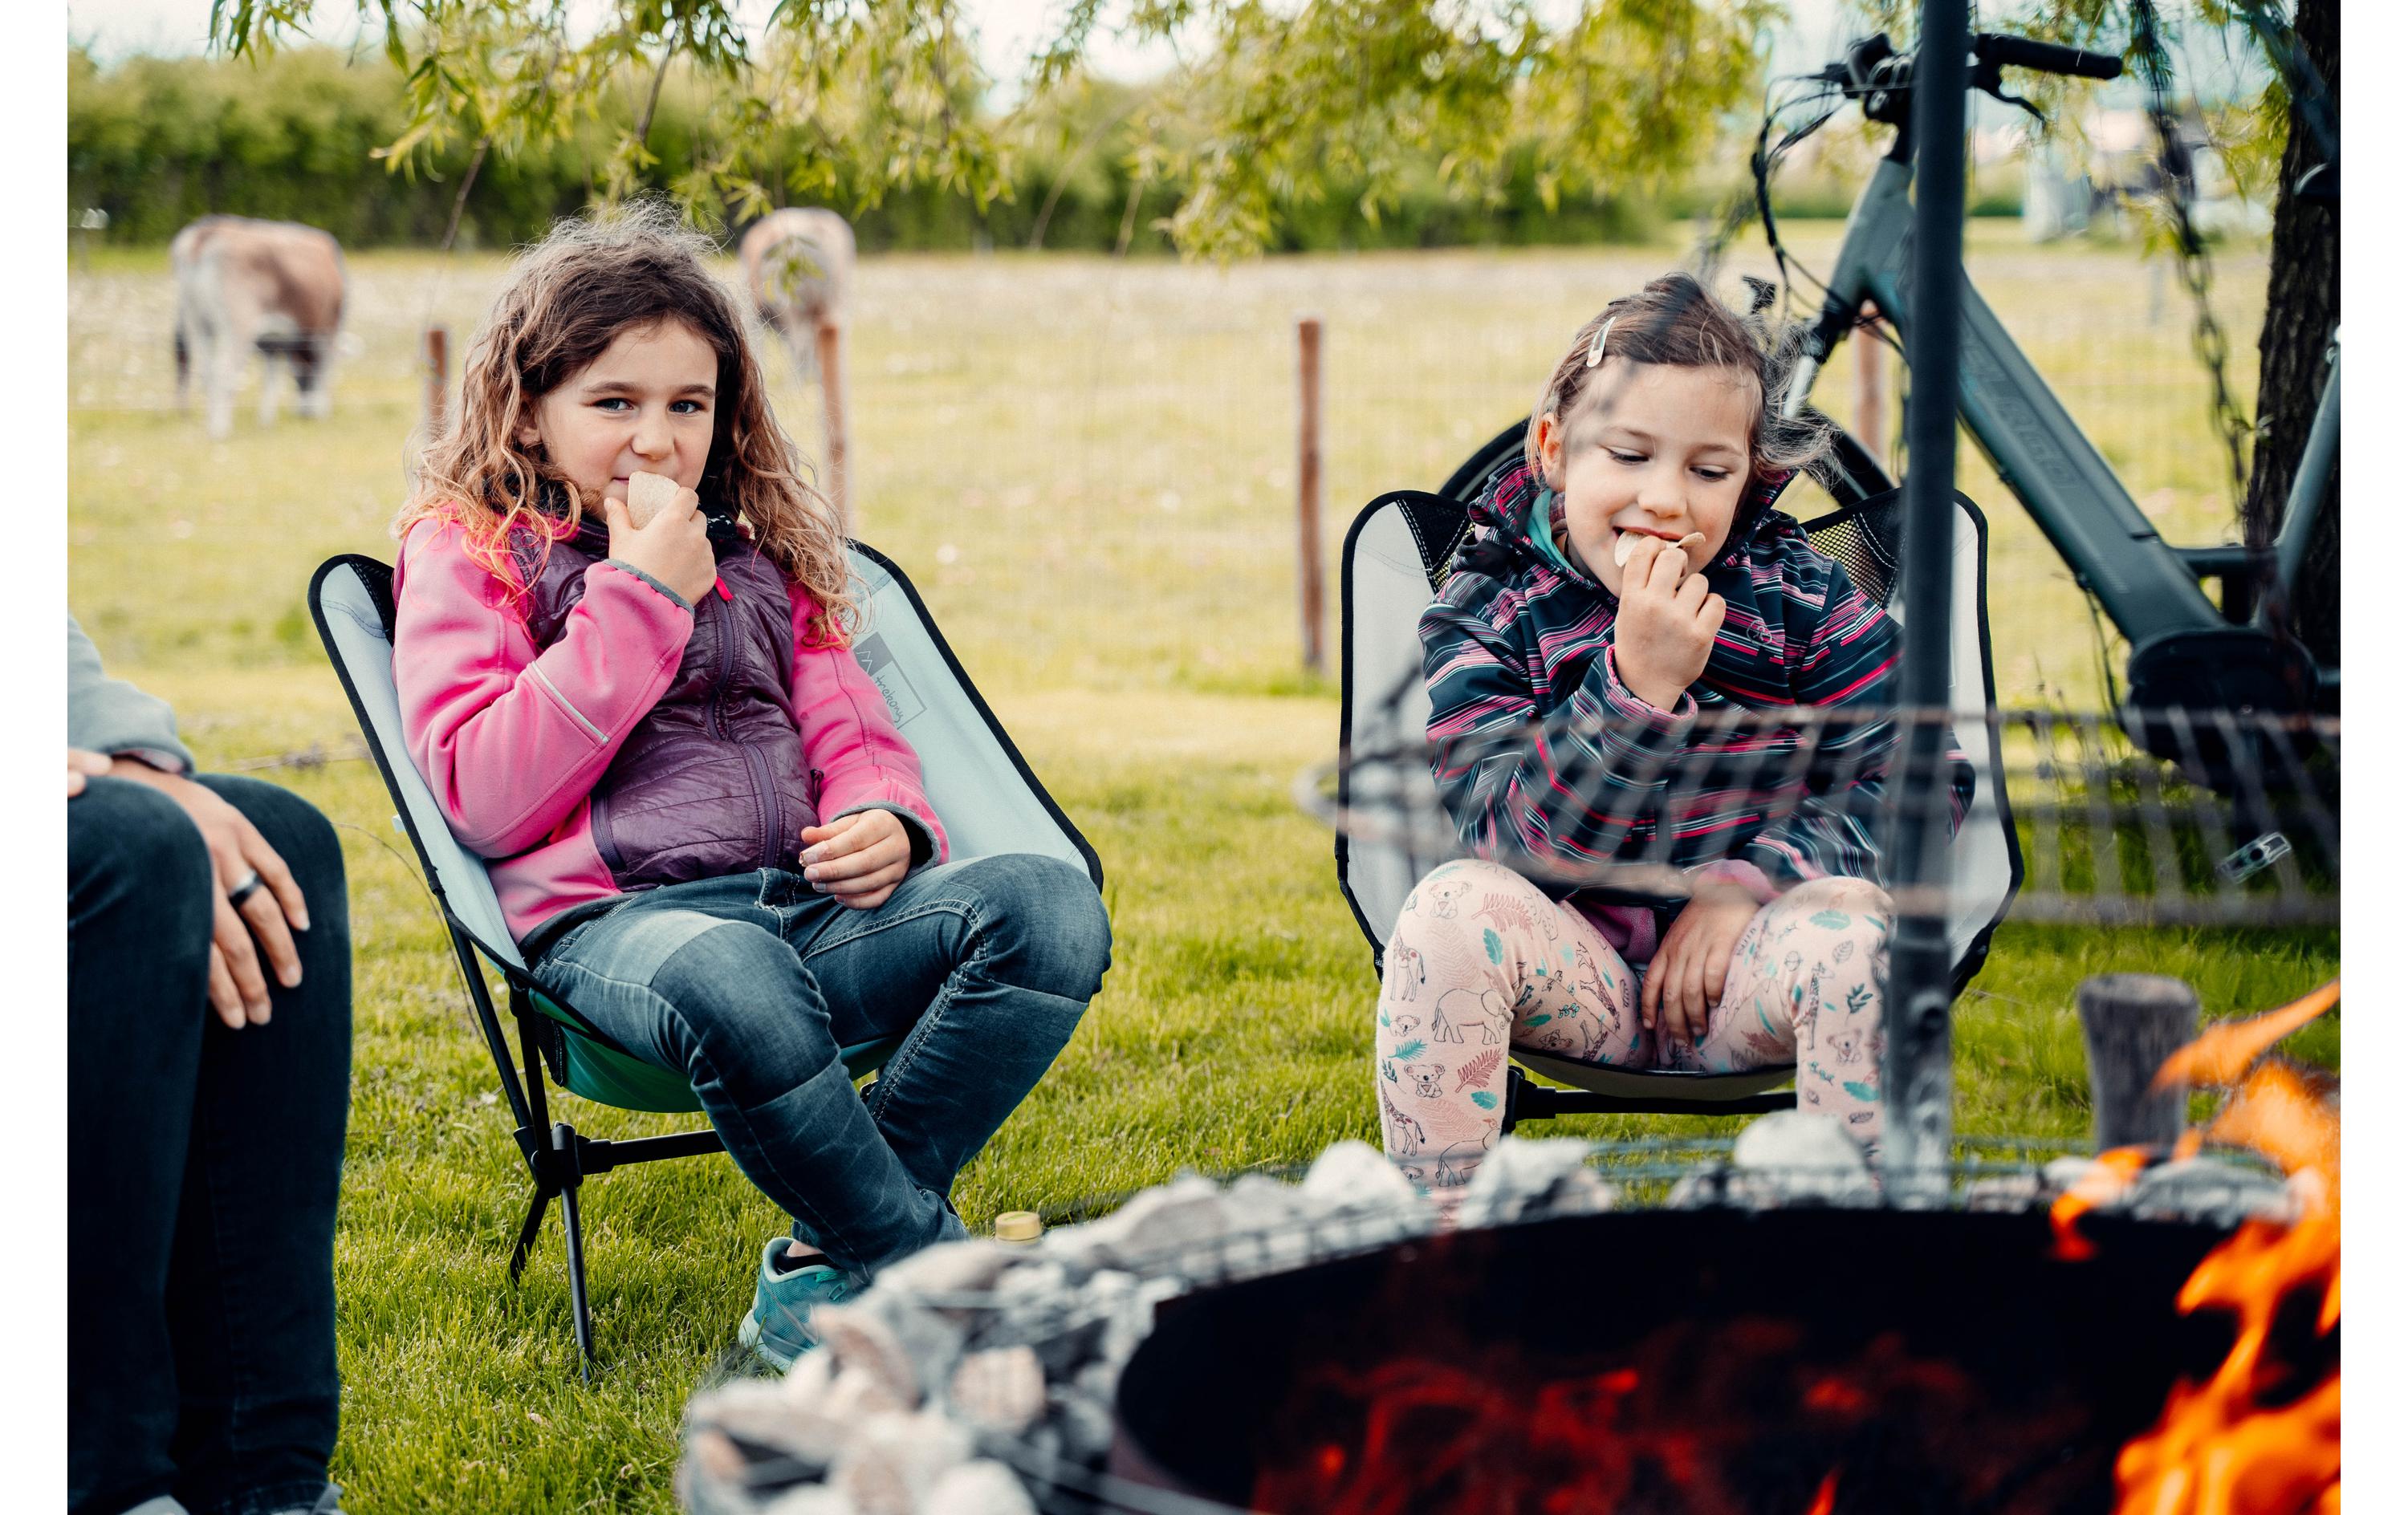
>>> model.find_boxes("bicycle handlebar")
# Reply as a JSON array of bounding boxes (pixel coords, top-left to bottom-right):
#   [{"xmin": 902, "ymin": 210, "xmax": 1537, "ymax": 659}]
[
  {"xmin": 1824, "ymin": 31, "xmax": 2122, "ymax": 99},
  {"xmin": 1971, "ymin": 33, "xmax": 2123, "ymax": 81},
  {"xmin": 1781, "ymin": 27, "xmax": 2130, "ymax": 408}
]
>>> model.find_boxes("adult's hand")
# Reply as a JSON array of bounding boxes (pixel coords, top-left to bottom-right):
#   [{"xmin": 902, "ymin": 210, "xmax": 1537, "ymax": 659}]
[
  {"xmin": 66, "ymin": 748, "xmax": 111, "ymax": 798},
  {"xmin": 799, "ymin": 809, "xmax": 913, "ymax": 912},
  {"xmin": 105, "ymin": 758, "xmax": 311, "ymax": 1030},
  {"xmin": 1641, "ymin": 881, "xmax": 1760, "ymax": 1051}
]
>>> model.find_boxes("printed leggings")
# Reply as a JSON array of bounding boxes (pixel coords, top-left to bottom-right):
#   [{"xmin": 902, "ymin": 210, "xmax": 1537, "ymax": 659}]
[{"xmin": 1373, "ymin": 859, "xmax": 1893, "ymax": 1192}]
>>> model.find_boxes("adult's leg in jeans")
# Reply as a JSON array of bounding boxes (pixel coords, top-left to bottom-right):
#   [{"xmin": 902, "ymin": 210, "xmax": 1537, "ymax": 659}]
[
  {"xmin": 786, "ymin": 853, "xmax": 1109, "ymax": 1204},
  {"xmin": 168, "ymin": 777, "xmax": 352, "ymax": 1515},
  {"xmin": 69, "ymin": 778, "xmax": 214, "ymax": 1515},
  {"xmin": 1375, "ymin": 859, "xmax": 1645, "ymax": 1194},
  {"xmin": 533, "ymin": 875, "xmax": 967, "ymax": 1280}
]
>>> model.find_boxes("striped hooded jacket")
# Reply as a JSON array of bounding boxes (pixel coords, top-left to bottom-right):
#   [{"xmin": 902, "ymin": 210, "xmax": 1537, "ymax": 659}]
[{"xmin": 1418, "ymin": 460, "xmax": 1971, "ymax": 963}]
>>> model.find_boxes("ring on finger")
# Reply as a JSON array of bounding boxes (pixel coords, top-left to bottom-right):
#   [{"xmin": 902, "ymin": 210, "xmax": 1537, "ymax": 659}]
[{"xmin": 227, "ymin": 870, "xmax": 266, "ymax": 909}]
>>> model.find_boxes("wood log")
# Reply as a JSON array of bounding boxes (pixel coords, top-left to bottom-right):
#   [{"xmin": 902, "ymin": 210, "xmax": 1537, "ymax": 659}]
[{"xmin": 2076, "ymin": 973, "xmax": 2200, "ymax": 1152}]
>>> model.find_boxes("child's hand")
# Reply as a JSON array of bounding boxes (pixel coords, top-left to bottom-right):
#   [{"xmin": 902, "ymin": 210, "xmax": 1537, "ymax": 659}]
[
  {"xmin": 1611, "ymin": 534, "xmax": 1725, "ymax": 711},
  {"xmin": 800, "ymin": 809, "xmax": 913, "ymax": 911},
  {"xmin": 600, "ymin": 475, "xmax": 714, "ymax": 605},
  {"xmin": 1642, "ymin": 881, "xmax": 1759, "ymax": 1051},
  {"xmin": 66, "ymin": 747, "xmax": 111, "ymax": 798}
]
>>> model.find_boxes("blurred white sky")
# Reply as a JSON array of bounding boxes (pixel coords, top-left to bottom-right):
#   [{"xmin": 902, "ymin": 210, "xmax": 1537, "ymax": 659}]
[
  {"xmin": 66, "ymin": 0, "xmax": 1195, "ymax": 78},
  {"xmin": 65, "ymin": 0, "xmax": 1859, "ymax": 85},
  {"xmin": 71, "ymin": 0, "xmax": 2262, "ymax": 130}
]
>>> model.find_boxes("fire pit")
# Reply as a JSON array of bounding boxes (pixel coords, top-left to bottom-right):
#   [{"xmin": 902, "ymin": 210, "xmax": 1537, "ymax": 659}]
[
  {"xmin": 1111, "ymin": 1207, "xmax": 2235, "ymax": 1514},
  {"xmin": 676, "ymin": 1093, "xmax": 2327, "ymax": 1515}
]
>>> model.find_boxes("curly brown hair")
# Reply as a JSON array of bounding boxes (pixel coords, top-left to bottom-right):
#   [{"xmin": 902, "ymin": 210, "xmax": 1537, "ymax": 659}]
[
  {"xmin": 1523, "ymin": 271, "xmax": 1831, "ymax": 488},
  {"xmin": 400, "ymin": 200, "xmax": 856, "ymax": 644}
]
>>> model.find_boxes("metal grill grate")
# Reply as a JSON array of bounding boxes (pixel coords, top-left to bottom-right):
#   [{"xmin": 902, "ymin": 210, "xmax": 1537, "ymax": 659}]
[{"xmin": 1309, "ymin": 693, "xmax": 2336, "ymax": 929}]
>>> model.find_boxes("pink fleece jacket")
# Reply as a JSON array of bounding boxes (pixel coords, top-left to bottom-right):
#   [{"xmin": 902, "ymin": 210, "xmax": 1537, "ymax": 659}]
[{"xmin": 393, "ymin": 513, "xmax": 949, "ymax": 944}]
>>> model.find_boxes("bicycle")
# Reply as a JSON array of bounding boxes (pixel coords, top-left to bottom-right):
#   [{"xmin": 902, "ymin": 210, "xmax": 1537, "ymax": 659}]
[
  {"xmin": 1770, "ymin": 30, "xmax": 2338, "ymax": 747},
  {"xmin": 1437, "ymin": 26, "xmax": 2337, "ymax": 762}
]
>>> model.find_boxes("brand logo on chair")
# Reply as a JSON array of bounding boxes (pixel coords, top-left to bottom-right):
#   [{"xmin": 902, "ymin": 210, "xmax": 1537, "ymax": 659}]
[{"xmin": 852, "ymin": 634, "xmax": 925, "ymax": 727}]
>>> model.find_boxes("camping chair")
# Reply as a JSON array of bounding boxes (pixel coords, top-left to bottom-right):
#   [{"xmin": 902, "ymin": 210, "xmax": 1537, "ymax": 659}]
[
  {"xmin": 310, "ymin": 544, "xmax": 1102, "ymax": 1365},
  {"xmin": 1337, "ymin": 424, "xmax": 2020, "ymax": 1132}
]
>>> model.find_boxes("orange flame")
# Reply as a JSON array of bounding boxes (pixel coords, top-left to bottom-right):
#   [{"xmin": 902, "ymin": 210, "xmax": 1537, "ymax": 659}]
[
  {"xmin": 1804, "ymin": 1469, "xmax": 1839, "ymax": 1515},
  {"xmin": 2153, "ymin": 981, "xmax": 2337, "ymax": 1093},
  {"xmin": 2111, "ymin": 987, "xmax": 2340, "ymax": 1515},
  {"xmin": 2051, "ymin": 1146, "xmax": 2151, "ymax": 1261}
]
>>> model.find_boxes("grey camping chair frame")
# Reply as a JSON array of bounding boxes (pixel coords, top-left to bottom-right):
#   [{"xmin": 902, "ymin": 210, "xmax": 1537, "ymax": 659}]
[
  {"xmin": 311, "ymin": 544, "xmax": 1103, "ymax": 1366},
  {"xmin": 1337, "ymin": 422, "xmax": 2020, "ymax": 1132}
]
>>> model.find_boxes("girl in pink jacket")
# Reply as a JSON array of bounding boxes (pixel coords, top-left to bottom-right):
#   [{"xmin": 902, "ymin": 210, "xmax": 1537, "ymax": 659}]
[{"xmin": 391, "ymin": 204, "xmax": 1110, "ymax": 1371}]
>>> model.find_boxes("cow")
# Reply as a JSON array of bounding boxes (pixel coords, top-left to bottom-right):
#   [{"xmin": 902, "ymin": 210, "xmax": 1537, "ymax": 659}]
[
  {"xmin": 737, "ymin": 208, "xmax": 855, "ymax": 375},
  {"xmin": 172, "ymin": 217, "xmax": 346, "ymax": 441}
]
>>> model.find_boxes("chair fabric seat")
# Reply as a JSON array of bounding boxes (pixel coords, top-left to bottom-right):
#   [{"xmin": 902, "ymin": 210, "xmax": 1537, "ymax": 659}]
[
  {"xmin": 1509, "ymin": 1050, "xmax": 1797, "ymax": 1101},
  {"xmin": 313, "ymin": 542, "xmax": 1103, "ymax": 1117},
  {"xmin": 523, "ymin": 985, "xmax": 901, "ymax": 1113},
  {"xmin": 1336, "ymin": 463, "xmax": 2021, "ymax": 1115},
  {"xmin": 311, "ymin": 542, "xmax": 1103, "ymax": 1360}
]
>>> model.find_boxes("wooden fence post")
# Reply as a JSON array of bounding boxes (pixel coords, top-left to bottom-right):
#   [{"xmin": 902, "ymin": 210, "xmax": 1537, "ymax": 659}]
[
  {"xmin": 424, "ymin": 325, "xmax": 449, "ymax": 437},
  {"xmin": 816, "ymin": 315, "xmax": 849, "ymax": 532},
  {"xmin": 1851, "ymin": 302, "xmax": 1887, "ymax": 461},
  {"xmin": 1297, "ymin": 315, "xmax": 1326, "ymax": 675}
]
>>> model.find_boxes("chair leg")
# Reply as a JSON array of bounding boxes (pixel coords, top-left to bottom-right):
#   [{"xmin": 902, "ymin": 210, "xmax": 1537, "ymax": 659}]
[
  {"xmin": 548, "ymin": 1119, "xmax": 596, "ymax": 1371},
  {"xmin": 508, "ymin": 1184, "xmax": 553, "ymax": 1285},
  {"xmin": 561, "ymin": 1178, "xmax": 594, "ymax": 1373},
  {"xmin": 1501, "ymin": 1065, "xmax": 1533, "ymax": 1135}
]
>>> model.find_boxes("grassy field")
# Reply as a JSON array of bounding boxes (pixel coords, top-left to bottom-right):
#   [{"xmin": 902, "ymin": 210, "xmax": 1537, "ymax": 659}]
[{"xmin": 68, "ymin": 225, "xmax": 2336, "ymax": 1512}]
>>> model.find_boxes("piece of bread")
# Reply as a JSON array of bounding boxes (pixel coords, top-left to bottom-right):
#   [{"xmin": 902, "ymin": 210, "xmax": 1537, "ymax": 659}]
[
  {"xmin": 625, "ymin": 470, "xmax": 684, "ymax": 528},
  {"xmin": 1611, "ymin": 529, "xmax": 1709, "ymax": 572}
]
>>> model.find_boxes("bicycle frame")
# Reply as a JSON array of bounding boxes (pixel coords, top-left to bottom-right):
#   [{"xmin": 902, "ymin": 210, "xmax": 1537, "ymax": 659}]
[{"xmin": 1781, "ymin": 145, "xmax": 2337, "ymax": 704}]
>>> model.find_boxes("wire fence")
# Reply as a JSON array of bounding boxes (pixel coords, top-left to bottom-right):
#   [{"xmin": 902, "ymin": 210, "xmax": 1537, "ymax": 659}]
[{"xmin": 69, "ymin": 217, "xmax": 2267, "ymax": 710}]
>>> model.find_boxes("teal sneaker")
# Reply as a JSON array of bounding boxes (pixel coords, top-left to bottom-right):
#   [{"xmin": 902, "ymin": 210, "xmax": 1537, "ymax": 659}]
[{"xmin": 736, "ymin": 1237, "xmax": 855, "ymax": 1371}]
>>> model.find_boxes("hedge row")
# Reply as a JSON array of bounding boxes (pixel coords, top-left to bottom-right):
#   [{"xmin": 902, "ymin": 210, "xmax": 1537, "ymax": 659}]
[{"xmin": 68, "ymin": 45, "xmax": 2015, "ymax": 252}]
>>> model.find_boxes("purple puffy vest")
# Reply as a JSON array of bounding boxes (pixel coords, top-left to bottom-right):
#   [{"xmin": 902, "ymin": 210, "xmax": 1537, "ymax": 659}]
[{"xmin": 512, "ymin": 516, "xmax": 820, "ymax": 890}]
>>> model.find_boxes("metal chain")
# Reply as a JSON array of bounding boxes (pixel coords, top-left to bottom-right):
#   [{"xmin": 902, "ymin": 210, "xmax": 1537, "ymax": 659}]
[{"xmin": 2129, "ymin": 0, "xmax": 2255, "ymax": 514}]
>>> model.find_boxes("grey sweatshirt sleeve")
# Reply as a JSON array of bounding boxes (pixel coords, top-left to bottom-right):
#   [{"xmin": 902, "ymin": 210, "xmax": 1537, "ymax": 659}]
[{"xmin": 67, "ymin": 615, "xmax": 194, "ymax": 774}]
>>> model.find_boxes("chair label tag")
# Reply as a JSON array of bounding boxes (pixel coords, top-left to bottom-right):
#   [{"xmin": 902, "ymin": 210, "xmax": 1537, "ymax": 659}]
[{"xmin": 852, "ymin": 634, "xmax": 926, "ymax": 727}]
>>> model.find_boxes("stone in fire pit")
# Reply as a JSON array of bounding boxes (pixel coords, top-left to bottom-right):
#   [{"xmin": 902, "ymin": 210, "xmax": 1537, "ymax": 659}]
[{"xmin": 682, "ymin": 1138, "xmax": 1638, "ymax": 1512}]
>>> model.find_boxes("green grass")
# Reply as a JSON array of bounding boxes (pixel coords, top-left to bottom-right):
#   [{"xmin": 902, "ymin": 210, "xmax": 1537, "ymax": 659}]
[{"xmin": 68, "ymin": 226, "xmax": 2335, "ymax": 1512}]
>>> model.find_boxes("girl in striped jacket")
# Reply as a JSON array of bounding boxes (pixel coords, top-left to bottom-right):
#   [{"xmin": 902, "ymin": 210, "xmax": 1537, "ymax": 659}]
[{"xmin": 1376, "ymin": 274, "xmax": 1971, "ymax": 1192}]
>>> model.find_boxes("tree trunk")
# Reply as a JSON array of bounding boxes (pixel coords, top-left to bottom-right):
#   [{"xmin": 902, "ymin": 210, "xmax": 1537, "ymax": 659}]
[{"xmin": 2241, "ymin": 0, "xmax": 2338, "ymax": 669}]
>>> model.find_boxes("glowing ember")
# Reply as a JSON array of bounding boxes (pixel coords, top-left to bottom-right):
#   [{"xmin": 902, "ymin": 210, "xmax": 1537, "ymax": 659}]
[
  {"xmin": 2112, "ymin": 981, "xmax": 2340, "ymax": 1515},
  {"xmin": 1247, "ymin": 1317, "xmax": 2105, "ymax": 1514}
]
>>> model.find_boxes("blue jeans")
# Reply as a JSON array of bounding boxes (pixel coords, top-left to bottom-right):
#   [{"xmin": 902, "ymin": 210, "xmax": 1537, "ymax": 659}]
[
  {"xmin": 530, "ymin": 853, "xmax": 1110, "ymax": 1277},
  {"xmin": 68, "ymin": 776, "xmax": 351, "ymax": 1515}
]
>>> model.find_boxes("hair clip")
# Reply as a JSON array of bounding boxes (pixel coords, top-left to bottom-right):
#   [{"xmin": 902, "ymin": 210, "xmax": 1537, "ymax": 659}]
[{"xmin": 1584, "ymin": 317, "xmax": 1615, "ymax": 368}]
